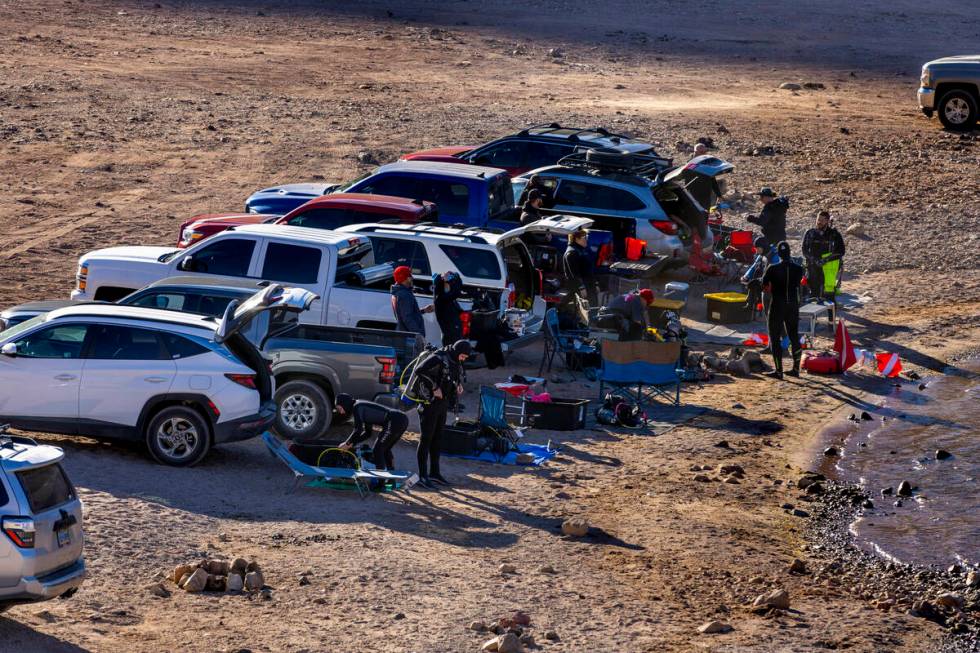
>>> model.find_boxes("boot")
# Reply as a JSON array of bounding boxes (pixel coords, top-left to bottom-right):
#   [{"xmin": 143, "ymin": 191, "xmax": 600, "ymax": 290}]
[
  {"xmin": 787, "ymin": 352, "xmax": 802, "ymax": 377},
  {"xmin": 764, "ymin": 355, "xmax": 784, "ymax": 379}
]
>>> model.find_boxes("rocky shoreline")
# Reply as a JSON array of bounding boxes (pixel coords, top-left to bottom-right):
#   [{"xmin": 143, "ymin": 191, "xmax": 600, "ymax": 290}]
[{"xmin": 800, "ymin": 476, "xmax": 979, "ymax": 652}]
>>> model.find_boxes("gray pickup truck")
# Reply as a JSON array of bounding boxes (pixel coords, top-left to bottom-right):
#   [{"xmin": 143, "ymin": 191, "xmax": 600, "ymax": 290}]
[
  {"xmin": 0, "ymin": 277, "xmax": 423, "ymax": 440},
  {"xmin": 918, "ymin": 55, "xmax": 980, "ymax": 131}
]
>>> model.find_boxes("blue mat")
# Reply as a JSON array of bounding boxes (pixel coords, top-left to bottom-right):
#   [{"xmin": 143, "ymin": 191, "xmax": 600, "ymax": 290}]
[{"xmin": 444, "ymin": 442, "xmax": 558, "ymax": 466}]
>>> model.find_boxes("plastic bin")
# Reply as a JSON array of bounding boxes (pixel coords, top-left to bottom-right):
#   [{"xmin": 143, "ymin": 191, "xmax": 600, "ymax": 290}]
[
  {"xmin": 704, "ymin": 292, "xmax": 752, "ymax": 324},
  {"xmin": 730, "ymin": 230, "xmax": 754, "ymax": 248},
  {"xmin": 624, "ymin": 237, "xmax": 647, "ymax": 261},
  {"xmin": 522, "ymin": 397, "xmax": 590, "ymax": 430},
  {"xmin": 441, "ymin": 420, "xmax": 482, "ymax": 455}
]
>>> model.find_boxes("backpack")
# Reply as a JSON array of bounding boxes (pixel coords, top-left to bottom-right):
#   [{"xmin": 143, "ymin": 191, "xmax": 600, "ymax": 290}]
[{"xmin": 595, "ymin": 393, "xmax": 646, "ymax": 428}]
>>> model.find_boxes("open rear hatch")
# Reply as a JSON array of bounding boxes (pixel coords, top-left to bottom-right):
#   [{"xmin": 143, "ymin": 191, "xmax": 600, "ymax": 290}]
[{"xmin": 659, "ymin": 155, "xmax": 734, "ymax": 241}]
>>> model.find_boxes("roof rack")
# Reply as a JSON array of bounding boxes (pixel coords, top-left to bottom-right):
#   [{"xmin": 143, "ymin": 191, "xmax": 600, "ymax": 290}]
[
  {"xmin": 564, "ymin": 127, "xmax": 633, "ymax": 142},
  {"xmin": 517, "ymin": 122, "xmax": 562, "ymax": 137},
  {"xmin": 354, "ymin": 223, "xmax": 489, "ymax": 244},
  {"xmin": 556, "ymin": 148, "xmax": 674, "ymax": 179}
]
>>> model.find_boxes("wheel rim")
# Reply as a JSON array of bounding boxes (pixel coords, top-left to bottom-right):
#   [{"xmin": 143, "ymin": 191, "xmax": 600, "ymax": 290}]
[
  {"xmin": 156, "ymin": 417, "xmax": 199, "ymax": 460},
  {"xmin": 280, "ymin": 394, "xmax": 317, "ymax": 432},
  {"xmin": 944, "ymin": 97, "xmax": 970, "ymax": 124}
]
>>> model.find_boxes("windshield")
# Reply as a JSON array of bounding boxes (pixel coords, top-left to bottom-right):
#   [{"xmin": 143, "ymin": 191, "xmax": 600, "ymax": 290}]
[
  {"xmin": 489, "ymin": 175, "xmax": 515, "ymax": 219},
  {"xmin": 334, "ymin": 170, "xmax": 375, "ymax": 193},
  {"xmin": 0, "ymin": 315, "xmax": 46, "ymax": 342}
]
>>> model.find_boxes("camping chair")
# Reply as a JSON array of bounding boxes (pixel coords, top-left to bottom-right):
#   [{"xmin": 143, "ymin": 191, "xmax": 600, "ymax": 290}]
[
  {"xmin": 477, "ymin": 386, "xmax": 521, "ymax": 459},
  {"xmin": 598, "ymin": 340, "xmax": 683, "ymax": 407},
  {"xmin": 538, "ymin": 307, "xmax": 597, "ymax": 378}
]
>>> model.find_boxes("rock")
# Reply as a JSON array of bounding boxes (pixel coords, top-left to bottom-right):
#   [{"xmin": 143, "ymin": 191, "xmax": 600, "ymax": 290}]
[
  {"xmin": 481, "ymin": 636, "xmax": 500, "ymax": 651},
  {"xmin": 207, "ymin": 560, "xmax": 231, "ymax": 575},
  {"xmin": 724, "ymin": 476, "xmax": 740, "ymax": 484},
  {"xmin": 144, "ymin": 582, "xmax": 170, "ymax": 598},
  {"xmin": 245, "ymin": 561, "xmax": 261, "ymax": 573},
  {"xmin": 227, "ymin": 573, "xmax": 244, "ymax": 592},
  {"xmin": 862, "ymin": 499, "xmax": 874, "ymax": 509},
  {"xmin": 720, "ymin": 464, "xmax": 744, "ymax": 477},
  {"xmin": 182, "ymin": 568, "xmax": 208, "ymax": 593},
  {"xmin": 792, "ymin": 508, "xmax": 810, "ymax": 518},
  {"xmin": 753, "ymin": 588, "xmax": 791, "ymax": 610},
  {"xmin": 894, "ymin": 499, "xmax": 904, "ymax": 507},
  {"xmin": 548, "ymin": 48, "xmax": 563, "ymax": 58},
  {"xmin": 172, "ymin": 564, "xmax": 196, "ymax": 584},
  {"xmin": 356, "ymin": 151, "xmax": 376, "ymax": 164},
  {"xmin": 698, "ymin": 620, "xmax": 733, "ymax": 634},
  {"xmin": 881, "ymin": 487, "xmax": 893, "ymax": 496},
  {"xmin": 260, "ymin": 588, "xmax": 273, "ymax": 601},
  {"xmin": 823, "ymin": 446, "xmax": 839, "ymax": 457},
  {"xmin": 897, "ymin": 481, "xmax": 913, "ymax": 497},
  {"xmin": 519, "ymin": 632, "xmax": 535, "ymax": 647},
  {"xmin": 781, "ymin": 503, "xmax": 794, "ymax": 510},
  {"xmin": 936, "ymin": 593, "xmax": 964, "ymax": 610},
  {"xmin": 499, "ymin": 563, "xmax": 517, "ymax": 574},
  {"xmin": 561, "ymin": 518, "xmax": 589, "ymax": 537},
  {"xmin": 231, "ymin": 558, "xmax": 248, "ymax": 575},
  {"xmin": 177, "ymin": 572, "xmax": 191, "ymax": 588},
  {"xmin": 245, "ymin": 570, "xmax": 265, "ymax": 591},
  {"xmin": 544, "ymin": 630, "xmax": 559, "ymax": 641},
  {"xmin": 860, "ymin": 411, "xmax": 873, "ymax": 421},
  {"xmin": 731, "ymin": 402, "xmax": 746, "ymax": 409},
  {"xmin": 714, "ymin": 440, "xmax": 731, "ymax": 448},
  {"xmin": 393, "ymin": 612, "xmax": 405, "ymax": 620},
  {"xmin": 802, "ymin": 82, "xmax": 825, "ymax": 90},
  {"xmin": 298, "ymin": 575, "xmax": 310, "ymax": 586},
  {"xmin": 805, "ymin": 482, "xmax": 826, "ymax": 496},
  {"xmin": 846, "ymin": 223, "xmax": 866, "ymax": 236},
  {"xmin": 469, "ymin": 621, "xmax": 488, "ymax": 632},
  {"xmin": 779, "ymin": 82, "xmax": 802, "ymax": 90},
  {"xmin": 935, "ymin": 449, "xmax": 952, "ymax": 460},
  {"xmin": 788, "ymin": 559, "xmax": 807, "ymax": 575},
  {"xmin": 966, "ymin": 571, "xmax": 979, "ymax": 587},
  {"xmin": 496, "ymin": 633, "xmax": 521, "ymax": 653},
  {"xmin": 511, "ymin": 611, "xmax": 531, "ymax": 626},
  {"xmin": 536, "ymin": 564, "xmax": 556, "ymax": 574},
  {"xmin": 694, "ymin": 474, "xmax": 711, "ymax": 483},
  {"xmin": 205, "ymin": 574, "xmax": 226, "ymax": 592}
]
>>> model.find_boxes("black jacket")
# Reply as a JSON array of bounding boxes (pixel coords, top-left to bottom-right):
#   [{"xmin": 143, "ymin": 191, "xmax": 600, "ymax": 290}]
[
  {"xmin": 801, "ymin": 226, "xmax": 845, "ymax": 262},
  {"xmin": 562, "ymin": 242, "xmax": 598, "ymax": 304},
  {"xmin": 414, "ymin": 348, "xmax": 462, "ymax": 404},
  {"xmin": 762, "ymin": 258, "xmax": 804, "ymax": 307},
  {"xmin": 520, "ymin": 204, "xmax": 543, "ymax": 226},
  {"xmin": 748, "ymin": 197, "xmax": 789, "ymax": 245},
  {"xmin": 390, "ymin": 283, "xmax": 425, "ymax": 336},
  {"xmin": 433, "ymin": 273, "xmax": 463, "ymax": 344},
  {"xmin": 341, "ymin": 400, "xmax": 407, "ymax": 447}
]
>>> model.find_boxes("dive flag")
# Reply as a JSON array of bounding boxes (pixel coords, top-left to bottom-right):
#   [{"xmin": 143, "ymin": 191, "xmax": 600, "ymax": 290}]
[
  {"xmin": 833, "ymin": 319, "xmax": 857, "ymax": 372},
  {"xmin": 876, "ymin": 352, "xmax": 902, "ymax": 378}
]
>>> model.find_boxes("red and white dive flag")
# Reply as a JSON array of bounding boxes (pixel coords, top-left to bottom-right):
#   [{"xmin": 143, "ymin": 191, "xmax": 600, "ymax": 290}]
[
  {"xmin": 833, "ymin": 319, "xmax": 857, "ymax": 372},
  {"xmin": 876, "ymin": 352, "xmax": 902, "ymax": 377}
]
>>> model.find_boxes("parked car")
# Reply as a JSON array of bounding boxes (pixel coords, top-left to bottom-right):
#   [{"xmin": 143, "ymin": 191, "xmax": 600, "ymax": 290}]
[
  {"xmin": 400, "ymin": 123, "xmax": 668, "ymax": 177},
  {"xmin": 918, "ymin": 55, "xmax": 980, "ymax": 131},
  {"xmin": 245, "ymin": 161, "xmax": 515, "ymax": 228},
  {"xmin": 69, "ymin": 218, "xmax": 589, "ymax": 346},
  {"xmin": 176, "ymin": 194, "xmax": 436, "ymax": 248},
  {"xmin": 0, "ymin": 426, "xmax": 85, "ymax": 612},
  {"xmin": 0, "ymin": 285, "xmax": 315, "ymax": 465},
  {"xmin": 511, "ymin": 151, "xmax": 733, "ymax": 263},
  {"xmin": 3, "ymin": 277, "xmax": 422, "ymax": 440}
]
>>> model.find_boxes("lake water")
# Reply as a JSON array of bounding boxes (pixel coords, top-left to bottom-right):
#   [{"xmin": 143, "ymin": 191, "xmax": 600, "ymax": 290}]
[{"xmin": 833, "ymin": 360, "xmax": 980, "ymax": 568}]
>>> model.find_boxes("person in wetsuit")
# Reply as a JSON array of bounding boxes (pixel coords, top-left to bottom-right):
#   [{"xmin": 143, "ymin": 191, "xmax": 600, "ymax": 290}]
[
  {"xmin": 747, "ymin": 187, "xmax": 789, "ymax": 246},
  {"xmin": 761, "ymin": 241, "xmax": 804, "ymax": 379},
  {"xmin": 801, "ymin": 210, "xmax": 845, "ymax": 301},
  {"xmin": 413, "ymin": 340, "xmax": 470, "ymax": 488},
  {"xmin": 433, "ymin": 271, "xmax": 464, "ymax": 346},
  {"xmin": 336, "ymin": 394, "xmax": 409, "ymax": 471}
]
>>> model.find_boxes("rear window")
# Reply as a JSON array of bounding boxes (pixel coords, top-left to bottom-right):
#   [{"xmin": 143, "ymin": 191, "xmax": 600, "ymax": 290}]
[
  {"xmin": 261, "ymin": 243, "xmax": 322, "ymax": 284},
  {"xmin": 16, "ymin": 464, "xmax": 76, "ymax": 513},
  {"xmin": 555, "ymin": 180, "xmax": 646, "ymax": 212},
  {"xmin": 439, "ymin": 245, "xmax": 501, "ymax": 280},
  {"xmin": 161, "ymin": 333, "xmax": 211, "ymax": 359},
  {"xmin": 358, "ymin": 175, "xmax": 470, "ymax": 217}
]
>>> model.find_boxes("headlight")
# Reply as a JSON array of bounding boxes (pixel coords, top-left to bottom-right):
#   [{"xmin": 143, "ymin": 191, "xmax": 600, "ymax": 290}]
[
  {"xmin": 76, "ymin": 262, "xmax": 88, "ymax": 291},
  {"xmin": 181, "ymin": 228, "xmax": 202, "ymax": 244},
  {"xmin": 920, "ymin": 67, "xmax": 931, "ymax": 87}
]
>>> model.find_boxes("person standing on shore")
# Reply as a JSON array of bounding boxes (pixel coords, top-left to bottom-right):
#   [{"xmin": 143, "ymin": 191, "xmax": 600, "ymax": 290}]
[
  {"xmin": 390, "ymin": 265, "xmax": 433, "ymax": 337},
  {"xmin": 762, "ymin": 241, "xmax": 804, "ymax": 379},
  {"xmin": 801, "ymin": 210, "xmax": 845, "ymax": 301},
  {"xmin": 433, "ymin": 271, "xmax": 464, "ymax": 346},
  {"xmin": 562, "ymin": 228, "xmax": 598, "ymax": 307},
  {"xmin": 748, "ymin": 187, "xmax": 789, "ymax": 246},
  {"xmin": 413, "ymin": 340, "xmax": 470, "ymax": 488}
]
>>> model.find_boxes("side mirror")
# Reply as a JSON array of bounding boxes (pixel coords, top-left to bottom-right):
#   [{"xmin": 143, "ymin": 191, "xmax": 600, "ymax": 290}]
[
  {"xmin": 1, "ymin": 343, "xmax": 17, "ymax": 357},
  {"xmin": 178, "ymin": 256, "xmax": 194, "ymax": 272}
]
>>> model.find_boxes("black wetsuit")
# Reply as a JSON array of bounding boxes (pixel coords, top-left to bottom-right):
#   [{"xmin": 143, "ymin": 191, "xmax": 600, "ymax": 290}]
[
  {"xmin": 801, "ymin": 226, "xmax": 845, "ymax": 300},
  {"xmin": 340, "ymin": 400, "xmax": 409, "ymax": 470},
  {"xmin": 762, "ymin": 257, "xmax": 804, "ymax": 373},
  {"xmin": 562, "ymin": 241, "xmax": 598, "ymax": 307},
  {"xmin": 433, "ymin": 273, "xmax": 464, "ymax": 346},
  {"xmin": 413, "ymin": 349, "xmax": 462, "ymax": 480},
  {"xmin": 748, "ymin": 197, "xmax": 789, "ymax": 246}
]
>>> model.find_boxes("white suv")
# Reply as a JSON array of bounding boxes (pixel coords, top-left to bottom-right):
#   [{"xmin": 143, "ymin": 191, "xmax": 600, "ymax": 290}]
[
  {"xmin": 70, "ymin": 217, "xmax": 592, "ymax": 346},
  {"xmin": 0, "ymin": 285, "xmax": 315, "ymax": 466}
]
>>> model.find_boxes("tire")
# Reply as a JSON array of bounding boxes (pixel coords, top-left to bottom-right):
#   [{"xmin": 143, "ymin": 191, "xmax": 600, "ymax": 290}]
[
  {"xmin": 937, "ymin": 90, "xmax": 978, "ymax": 131},
  {"xmin": 274, "ymin": 380, "xmax": 332, "ymax": 441},
  {"xmin": 145, "ymin": 405, "xmax": 211, "ymax": 467}
]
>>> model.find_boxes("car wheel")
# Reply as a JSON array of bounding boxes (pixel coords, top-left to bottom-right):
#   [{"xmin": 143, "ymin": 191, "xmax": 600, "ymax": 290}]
[
  {"xmin": 145, "ymin": 406, "xmax": 211, "ymax": 467},
  {"xmin": 937, "ymin": 90, "xmax": 978, "ymax": 131},
  {"xmin": 274, "ymin": 380, "xmax": 332, "ymax": 441}
]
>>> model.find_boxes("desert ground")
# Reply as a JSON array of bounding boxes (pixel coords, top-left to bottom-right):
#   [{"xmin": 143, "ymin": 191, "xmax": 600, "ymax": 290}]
[{"xmin": 0, "ymin": 1, "xmax": 978, "ymax": 651}]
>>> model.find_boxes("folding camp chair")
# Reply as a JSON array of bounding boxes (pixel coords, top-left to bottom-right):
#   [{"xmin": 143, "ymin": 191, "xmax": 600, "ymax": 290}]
[
  {"xmin": 538, "ymin": 308, "xmax": 597, "ymax": 378},
  {"xmin": 477, "ymin": 386, "xmax": 522, "ymax": 458},
  {"xmin": 598, "ymin": 340, "xmax": 683, "ymax": 407}
]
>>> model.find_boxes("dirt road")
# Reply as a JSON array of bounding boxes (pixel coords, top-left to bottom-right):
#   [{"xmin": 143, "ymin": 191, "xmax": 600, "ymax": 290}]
[{"xmin": 0, "ymin": 1, "xmax": 977, "ymax": 651}]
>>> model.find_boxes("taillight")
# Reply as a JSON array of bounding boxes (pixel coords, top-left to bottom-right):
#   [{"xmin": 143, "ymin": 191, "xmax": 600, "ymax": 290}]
[
  {"xmin": 460, "ymin": 311, "xmax": 471, "ymax": 338},
  {"xmin": 376, "ymin": 356, "xmax": 396, "ymax": 385},
  {"xmin": 225, "ymin": 373, "xmax": 257, "ymax": 389},
  {"xmin": 650, "ymin": 220, "xmax": 678, "ymax": 235},
  {"xmin": 596, "ymin": 243, "xmax": 614, "ymax": 267},
  {"xmin": 3, "ymin": 517, "xmax": 35, "ymax": 548},
  {"xmin": 76, "ymin": 262, "xmax": 88, "ymax": 291},
  {"xmin": 506, "ymin": 282, "xmax": 516, "ymax": 309}
]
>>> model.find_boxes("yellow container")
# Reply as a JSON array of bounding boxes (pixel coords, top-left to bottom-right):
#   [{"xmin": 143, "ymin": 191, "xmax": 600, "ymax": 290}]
[
  {"xmin": 702, "ymin": 292, "xmax": 748, "ymax": 303},
  {"xmin": 704, "ymin": 292, "xmax": 752, "ymax": 324}
]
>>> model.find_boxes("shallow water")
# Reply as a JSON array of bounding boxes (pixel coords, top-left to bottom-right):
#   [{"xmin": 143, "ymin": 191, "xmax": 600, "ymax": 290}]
[{"xmin": 834, "ymin": 360, "xmax": 980, "ymax": 568}]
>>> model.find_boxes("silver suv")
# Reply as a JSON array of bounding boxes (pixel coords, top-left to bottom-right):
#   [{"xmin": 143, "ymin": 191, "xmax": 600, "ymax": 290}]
[{"xmin": 0, "ymin": 426, "xmax": 84, "ymax": 611}]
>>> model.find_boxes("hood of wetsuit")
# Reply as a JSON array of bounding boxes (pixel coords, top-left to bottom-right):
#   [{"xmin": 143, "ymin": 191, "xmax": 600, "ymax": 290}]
[{"xmin": 777, "ymin": 241, "xmax": 791, "ymax": 260}]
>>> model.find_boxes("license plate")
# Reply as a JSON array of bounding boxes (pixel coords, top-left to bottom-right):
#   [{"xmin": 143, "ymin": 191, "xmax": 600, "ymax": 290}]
[{"xmin": 56, "ymin": 527, "xmax": 71, "ymax": 548}]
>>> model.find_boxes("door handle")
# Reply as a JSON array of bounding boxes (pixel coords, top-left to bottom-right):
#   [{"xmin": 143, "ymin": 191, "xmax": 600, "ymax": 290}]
[
  {"xmin": 54, "ymin": 374, "xmax": 77, "ymax": 381},
  {"xmin": 144, "ymin": 377, "xmax": 170, "ymax": 384}
]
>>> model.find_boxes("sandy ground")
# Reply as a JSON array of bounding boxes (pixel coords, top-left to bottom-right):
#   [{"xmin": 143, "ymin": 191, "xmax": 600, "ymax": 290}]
[{"xmin": 0, "ymin": 1, "xmax": 978, "ymax": 651}]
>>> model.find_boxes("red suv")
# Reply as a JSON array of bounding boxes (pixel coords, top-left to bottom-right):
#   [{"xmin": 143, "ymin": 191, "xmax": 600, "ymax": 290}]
[{"xmin": 177, "ymin": 193, "xmax": 437, "ymax": 248}]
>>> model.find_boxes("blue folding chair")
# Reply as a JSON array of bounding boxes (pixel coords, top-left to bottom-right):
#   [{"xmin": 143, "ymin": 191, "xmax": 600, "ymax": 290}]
[
  {"xmin": 538, "ymin": 308, "xmax": 597, "ymax": 378},
  {"xmin": 598, "ymin": 340, "xmax": 683, "ymax": 407},
  {"xmin": 478, "ymin": 386, "xmax": 520, "ymax": 459}
]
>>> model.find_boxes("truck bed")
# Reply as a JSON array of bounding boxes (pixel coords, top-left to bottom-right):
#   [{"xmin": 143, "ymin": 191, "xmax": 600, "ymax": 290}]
[{"xmin": 267, "ymin": 323, "xmax": 424, "ymax": 371}]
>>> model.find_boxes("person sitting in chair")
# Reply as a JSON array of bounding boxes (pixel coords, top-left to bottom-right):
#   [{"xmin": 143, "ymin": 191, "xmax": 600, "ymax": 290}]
[
  {"xmin": 596, "ymin": 288, "xmax": 656, "ymax": 340},
  {"xmin": 336, "ymin": 394, "xmax": 409, "ymax": 471}
]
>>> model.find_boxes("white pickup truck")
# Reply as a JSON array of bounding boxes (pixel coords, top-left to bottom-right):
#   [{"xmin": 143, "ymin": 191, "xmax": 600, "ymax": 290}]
[{"xmin": 71, "ymin": 217, "xmax": 593, "ymax": 347}]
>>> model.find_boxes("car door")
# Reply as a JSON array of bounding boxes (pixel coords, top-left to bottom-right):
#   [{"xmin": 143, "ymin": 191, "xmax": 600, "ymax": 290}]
[
  {"xmin": 468, "ymin": 141, "xmax": 529, "ymax": 176},
  {"xmin": 254, "ymin": 241, "xmax": 326, "ymax": 324},
  {"xmin": 78, "ymin": 324, "xmax": 176, "ymax": 430},
  {"xmin": 172, "ymin": 237, "xmax": 258, "ymax": 278},
  {"xmin": 0, "ymin": 322, "xmax": 89, "ymax": 428}
]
